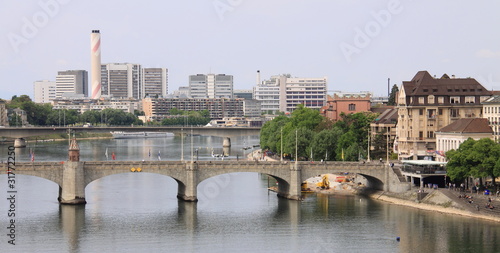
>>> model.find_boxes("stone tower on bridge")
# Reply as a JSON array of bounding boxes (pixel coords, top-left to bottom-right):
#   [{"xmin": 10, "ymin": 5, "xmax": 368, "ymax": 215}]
[{"xmin": 59, "ymin": 137, "xmax": 86, "ymax": 205}]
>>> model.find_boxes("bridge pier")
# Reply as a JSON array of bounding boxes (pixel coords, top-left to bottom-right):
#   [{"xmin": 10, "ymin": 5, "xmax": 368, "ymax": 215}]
[
  {"xmin": 14, "ymin": 138, "xmax": 26, "ymax": 148},
  {"xmin": 59, "ymin": 161, "xmax": 86, "ymax": 205},
  {"xmin": 222, "ymin": 137, "xmax": 231, "ymax": 147},
  {"xmin": 277, "ymin": 163, "xmax": 302, "ymax": 200},
  {"xmin": 177, "ymin": 162, "xmax": 198, "ymax": 202}
]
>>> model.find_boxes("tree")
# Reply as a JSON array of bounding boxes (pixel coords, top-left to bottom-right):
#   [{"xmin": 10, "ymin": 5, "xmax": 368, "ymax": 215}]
[
  {"xmin": 387, "ymin": 84, "xmax": 399, "ymax": 106},
  {"xmin": 283, "ymin": 127, "xmax": 314, "ymax": 160},
  {"xmin": 446, "ymin": 138, "xmax": 500, "ymax": 185},
  {"xmin": 310, "ymin": 128, "xmax": 342, "ymax": 161}
]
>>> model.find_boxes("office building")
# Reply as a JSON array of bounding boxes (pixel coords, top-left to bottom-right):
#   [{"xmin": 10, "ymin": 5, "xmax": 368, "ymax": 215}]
[
  {"xmin": 56, "ymin": 70, "xmax": 88, "ymax": 99},
  {"xmin": 142, "ymin": 68, "xmax": 168, "ymax": 98},
  {"xmin": 33, "ymin": 80, "xmax": 56, "ymax": 103},
  {"xmin": 101, "ymin": 63, "xmax": 142, "ymax": 99},
  {"xmin": 253, "ymin": 74, "xmax": 327, "ymax": 113},
  {"xmin": 188, "ymin": 74, "xmax": 233, "ymax": 99}
]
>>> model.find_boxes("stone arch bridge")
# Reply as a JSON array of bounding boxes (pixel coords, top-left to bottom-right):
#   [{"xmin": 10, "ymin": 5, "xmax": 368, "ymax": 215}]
[{"xmin": 3, "ymin": 160, "xmax": 410, "ymax": 204}]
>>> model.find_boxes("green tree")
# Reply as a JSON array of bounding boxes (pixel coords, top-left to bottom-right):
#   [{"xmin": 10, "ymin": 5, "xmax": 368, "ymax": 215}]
[
  {"xmin": 387, "ymin": 84, "xmax": 399, "ymax": 106},
  {"xmin": 283, "ymin": 127, "xmax": 314, "ymax": 160},
  {"xmin": 310, "ymin": 127, "xmax": 342, "ymax": 161},
  {"xmin": 446, "ymin": 138, "xmax": 500, "ymax": 185}
]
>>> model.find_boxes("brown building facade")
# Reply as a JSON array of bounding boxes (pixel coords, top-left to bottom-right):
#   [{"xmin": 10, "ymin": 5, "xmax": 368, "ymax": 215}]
[{"xmin": 321, "ymin": 92, "xmax": 371, "ymax": 121}]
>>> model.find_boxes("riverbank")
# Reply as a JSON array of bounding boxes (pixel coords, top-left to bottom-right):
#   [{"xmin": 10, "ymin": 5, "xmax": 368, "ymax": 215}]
[
  {"xmin": 370, "ymin": 190, "xmax": 500, "ymax": 223},
  {"xmin": 248, "ymin": 149, "xmax": 500, "ymax": 222}
]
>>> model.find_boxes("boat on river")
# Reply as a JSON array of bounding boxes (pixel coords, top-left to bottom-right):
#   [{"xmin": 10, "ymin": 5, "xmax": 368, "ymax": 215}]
[{"xmin": 111, "ymin": 131, "xmax": 174, "ymax": 139}]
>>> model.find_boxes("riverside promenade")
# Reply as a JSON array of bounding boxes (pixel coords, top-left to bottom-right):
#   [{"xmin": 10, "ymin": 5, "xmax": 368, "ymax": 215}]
[{"xmin": 374, "ymin": 188, "xmax": 500, "ymax": 223}]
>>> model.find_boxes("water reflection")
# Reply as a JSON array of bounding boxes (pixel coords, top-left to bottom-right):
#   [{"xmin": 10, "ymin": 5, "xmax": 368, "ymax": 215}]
[{"xmin": 60, "ymin": 205, "xmax": 85, "ymax": 253}]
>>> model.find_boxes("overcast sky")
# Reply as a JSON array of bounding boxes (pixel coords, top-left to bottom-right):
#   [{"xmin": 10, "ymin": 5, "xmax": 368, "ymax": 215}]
[{"xmin": 1, "ymin": 0, "xmax": 500, "ymax": 100}]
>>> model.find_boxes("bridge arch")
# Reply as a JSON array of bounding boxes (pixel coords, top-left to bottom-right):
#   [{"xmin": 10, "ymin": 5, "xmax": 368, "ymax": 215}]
[
  {"xmin": 13, "ymin": 166, "xmax": 63, "ymax": 187},
  {"xmin": 196, "ymin": 163, "xmax": 294, "ymax": 200}
]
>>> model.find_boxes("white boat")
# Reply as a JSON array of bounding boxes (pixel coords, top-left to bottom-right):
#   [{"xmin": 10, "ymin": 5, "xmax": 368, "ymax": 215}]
[{"xmin": 111, "ymin": 131, "xmax": 174, "ymax": 139}]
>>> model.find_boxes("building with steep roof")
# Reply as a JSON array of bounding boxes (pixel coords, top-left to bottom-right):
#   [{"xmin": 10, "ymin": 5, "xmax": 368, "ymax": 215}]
[
  {"xmin": 396, "ymin": 71, "xmax": 492, "ymax": 160},
  {"xmin": 435, "ymin": 118, "xmax": 493, "ymax": 162}
]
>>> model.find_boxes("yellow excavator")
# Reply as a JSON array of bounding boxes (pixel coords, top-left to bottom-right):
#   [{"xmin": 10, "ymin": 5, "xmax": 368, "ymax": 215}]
[{"xmin": 316, "ymin": 175, "xmax": 330, "ymax": 189}]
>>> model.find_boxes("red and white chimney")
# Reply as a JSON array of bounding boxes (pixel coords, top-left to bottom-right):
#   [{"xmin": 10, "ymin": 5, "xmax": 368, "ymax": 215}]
[{"xmin": 90, "ymin": 30, "xmax": 102, "ymax": 99}]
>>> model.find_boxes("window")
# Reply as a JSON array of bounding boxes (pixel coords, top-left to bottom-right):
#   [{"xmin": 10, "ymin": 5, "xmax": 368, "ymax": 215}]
[
  {"xmin": 450, "ymin": 108, "xmax": 460, "ymax": 118},
  {"xmin": 427, "ymin": 131, "xmax": 434, "ymax": 138},
  {"xmin": 419, "ymin": 131, "xmax": 423, "ymax": 140},
  {"xmin": 428, "ymin": 95, "xmax": 435, "ymax": 104},
  {"xmin": 427, "ymin": 109, "xmax": 436, "ymax": 119},
  {"xmin": 348, "ymin": 104, "xmax": 356, "ymax": 111},
  {"xmin": 418, "ymin": 97, "xmax": 425, "ymax": 104},
  {"xmin": 450, "ymin": 96, "xmax": 460, "ymax": 104},
  {"xmin": 465, "ymin": 96, "xmax": 475, "ymax": 104},
  {"xmin": 419, "ymin": 109, "xmax": 424, "ymax": 115},
  {"xmin": 438, "ymin": 109, "xmax": 443, "ymax": 115},
  {"xmin": 438, "ymin": 97, "xmax": 444, "ymax": 104}
]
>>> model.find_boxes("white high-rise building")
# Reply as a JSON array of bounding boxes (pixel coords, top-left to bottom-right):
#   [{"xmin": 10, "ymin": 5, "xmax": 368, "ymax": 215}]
[
  {"xmin": 253, "ymin": 73, "xmax": 327, "ymax": 113},
  {"xmin": 188, "ymin": 74, "xmax": 233, "ymax": 99},
  {"xmin": 101, "ymin": 63, "xmax": 142, "ymax": 99},
  {"xmin": 33, "ymin": 80, "xmax": 56, "ymax": 103},
  {"xmin": 142, "ymin": 68, "xmax": 168, "ymax": 98},
  {"xmin": 55, "ymin": 70, "xmax": 88, "ymax": 99}
]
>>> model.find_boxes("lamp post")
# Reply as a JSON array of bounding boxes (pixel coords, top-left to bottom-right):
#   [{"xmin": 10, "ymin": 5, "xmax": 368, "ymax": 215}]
[
  {"xmin": 190, "ymin": 128, "xmax": 194, "ymax": 162},
  {"xmin": 367, "ymin": 127, "xmax": 371, "ymax": 162},
  {"xmin": 280, "ymin": 127, "xmax": 283, "ymax": 162},
  {"xmin": 181, "ymin": 127, "xmax": 184, "ymax": 162},
  {"xmin": 295, "ymin": 129, "xmax": 298, "ymax": 163},
  {"xmin": 386, "ymin": 126, "xmax": 390, "ymax": 164}
]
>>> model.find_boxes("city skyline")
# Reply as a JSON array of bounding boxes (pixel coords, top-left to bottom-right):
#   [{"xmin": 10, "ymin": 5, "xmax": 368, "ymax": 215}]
[{"xmin": 2, "ymin": 1, "xmax": 500, "ymax": 100}]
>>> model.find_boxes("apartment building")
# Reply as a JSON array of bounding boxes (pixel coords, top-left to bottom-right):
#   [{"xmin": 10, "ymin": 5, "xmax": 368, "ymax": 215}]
[
  {"xmin": 481, "ymin": 95, "xmax": 500, "ymax": 142},
  {"xmin": 143, "ymin": 97, "xmax": 244, "ymax": 120},
  {"xmin": 396, "ymin": 71, "xmax": 492, "ymax": 160}
]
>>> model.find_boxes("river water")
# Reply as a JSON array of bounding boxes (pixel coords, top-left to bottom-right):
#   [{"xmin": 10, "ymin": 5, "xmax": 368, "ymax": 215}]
[{"xmin": 1, "ymin": 135, "xmax": 499, "ymax": 252}]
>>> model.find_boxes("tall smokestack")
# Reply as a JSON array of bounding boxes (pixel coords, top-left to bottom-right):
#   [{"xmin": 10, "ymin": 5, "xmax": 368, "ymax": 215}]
[
  {"xmin": 90, "ymin": 30, "xmax": 102, "ymax": 99},
  {"xmin": 256, "ymin": 70, "xmax": 261, "ymax": 85}
]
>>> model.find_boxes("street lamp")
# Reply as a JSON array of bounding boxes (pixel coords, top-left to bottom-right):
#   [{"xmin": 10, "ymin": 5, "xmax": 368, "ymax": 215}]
[
  {"xmin": 280, "ymin": 127, "xmax": 283, "ymax": 162},
  {"xmin": 295, "ymin": 129, "xmax": 298, "ymax": 163}
]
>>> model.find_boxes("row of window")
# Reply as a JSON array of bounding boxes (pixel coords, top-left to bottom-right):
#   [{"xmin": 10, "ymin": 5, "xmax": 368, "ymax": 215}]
[
  {"xmin": 485, "ymin": 106, "xmax": 500, "ymax": 114},
  {"xmin": 410, "ymin": 108, "xmax": 475, "ymax": 118}
]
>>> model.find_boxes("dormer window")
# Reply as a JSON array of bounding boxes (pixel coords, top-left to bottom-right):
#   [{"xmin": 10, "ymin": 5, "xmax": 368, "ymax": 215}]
[{"xmin": 428, "ymin": 95, "xmax": 435, "ymax": 104}]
